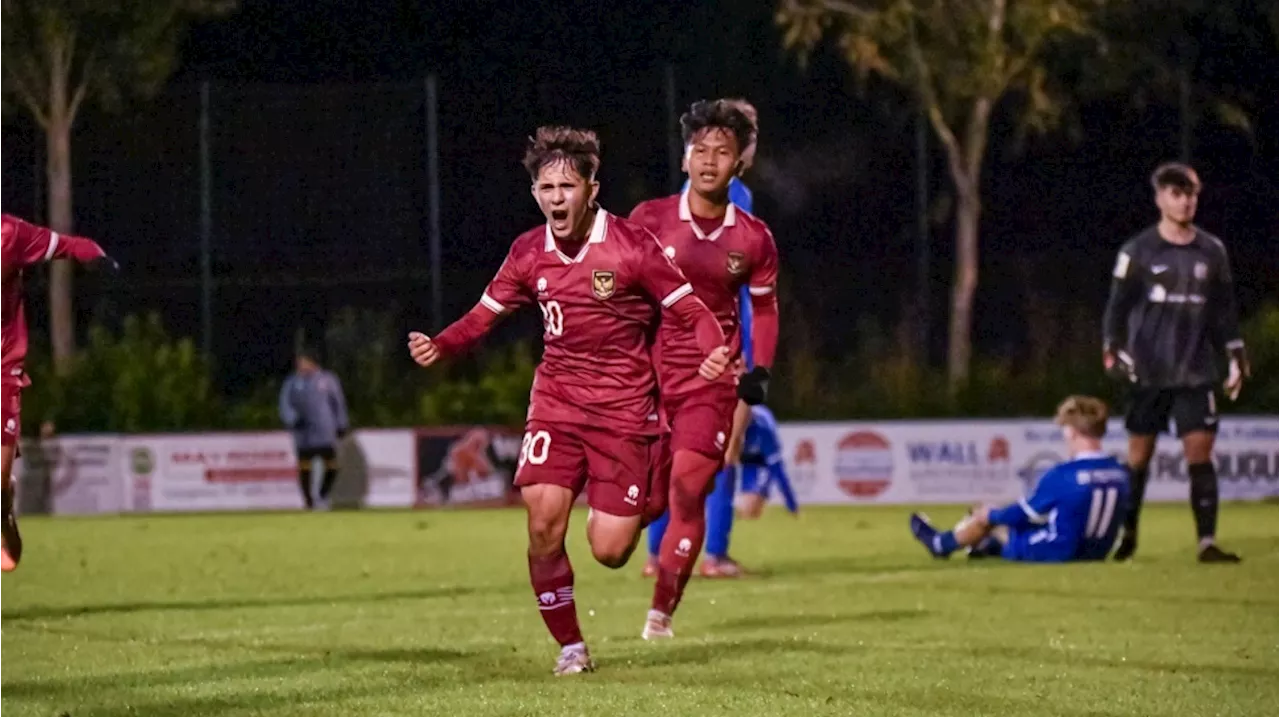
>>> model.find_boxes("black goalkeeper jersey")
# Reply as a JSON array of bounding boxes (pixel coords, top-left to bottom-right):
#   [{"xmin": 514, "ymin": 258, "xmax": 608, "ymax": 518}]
[{"xmin": 1102, "ymin": 225, "xmax": 1243, "ymax": 389}]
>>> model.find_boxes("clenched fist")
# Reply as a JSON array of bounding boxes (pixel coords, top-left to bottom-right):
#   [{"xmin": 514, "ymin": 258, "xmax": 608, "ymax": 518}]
[{"xmin": 407, "ymin": 331, "xmax": 440, "ymax": 368}]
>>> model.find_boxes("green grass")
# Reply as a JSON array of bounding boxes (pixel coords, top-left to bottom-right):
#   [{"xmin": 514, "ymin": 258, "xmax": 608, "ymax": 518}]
[{"xmin": 2, "ymin": 504, "xmax": 1276, "ymax": 717}]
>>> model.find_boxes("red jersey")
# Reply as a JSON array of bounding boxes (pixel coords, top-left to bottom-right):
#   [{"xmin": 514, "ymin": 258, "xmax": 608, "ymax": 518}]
[
  {"xmin": 433, "ymin": 210, "xmax": 724, "ymax": 436},
  {"xmin": 1, "ymin": 214, "xmax": 105, "ymax": 385},
  {"xmin": 630, "ymin": 191, "xmax": 779, "ymax": 398}
]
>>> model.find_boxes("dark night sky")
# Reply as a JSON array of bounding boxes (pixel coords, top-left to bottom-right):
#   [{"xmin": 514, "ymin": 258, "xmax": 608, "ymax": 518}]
[{"xmin": 2, "ymin": 0, "xmax": 1276, "ymax": 390}]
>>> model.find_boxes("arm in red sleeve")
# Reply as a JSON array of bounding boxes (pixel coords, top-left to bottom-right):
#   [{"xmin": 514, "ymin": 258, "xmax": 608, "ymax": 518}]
[
  {"xmin": 2, "ymin": 214, "xmax": 105, "ymax": 267},
  {"xmin": 432, "ymin": 243, "xmax": 531, "ymax": 359},
  {"xmin": 432, "ymin": 302, "xmax": 503, "ymax": 358},
  {"xmin": 667, "ymin": 293, "xmax": 726, "ymax": 356},
  {"xmin": 749, "ymin": 292, "xmax": 778, "ymax": 368},
  {"xmin": 746, "ymin": 224, "xmax": 780, "ymax": 368}
]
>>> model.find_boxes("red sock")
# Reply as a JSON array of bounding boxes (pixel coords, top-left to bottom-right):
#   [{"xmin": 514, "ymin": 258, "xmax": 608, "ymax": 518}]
[
  {"xmin": 651, "ymin": 451, "xmax": 719, "ymax": 615},
  {"xmin": 529, "ymin": 549, "xmax": 583, "ymax": 647}
]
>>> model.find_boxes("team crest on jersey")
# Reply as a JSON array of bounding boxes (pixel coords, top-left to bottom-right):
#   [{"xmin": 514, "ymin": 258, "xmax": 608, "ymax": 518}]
[
  {"xmin": 726, "ymin": 251, "xmax": 746, "ymax": 275},
  {"xmin": 1193, "ymin": 262, "xmax": 1208, "ymax": 280},
  {"xmin": 591, "ymin": 270, "xmax": 616, "ymax": 300}
]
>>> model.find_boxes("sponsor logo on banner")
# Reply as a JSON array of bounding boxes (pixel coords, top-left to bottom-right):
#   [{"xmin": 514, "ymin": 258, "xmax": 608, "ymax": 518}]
[
  {"xmin": 790, "ymin": 439, "xmax": 818, "ymax": 497},
  {"xmin": 905, "ymin": 434, "xmax": 1012, "ymax": 499},
  {"xmin": 834, "ymin": 431, "xmax": 893, "ymax": 498},
  {"xmin": 416, "ymin": 427, "xmax": 523, "ymax": 508}
]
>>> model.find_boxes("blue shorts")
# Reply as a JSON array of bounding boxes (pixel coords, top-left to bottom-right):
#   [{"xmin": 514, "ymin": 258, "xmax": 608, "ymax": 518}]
[
  {"xmin": 1000, "ymin": 528, "xmax": 1073, "ymax": 563},
  {"xmin": 738, "ymin": 464, "xmax": 769, "ymax": 496}
]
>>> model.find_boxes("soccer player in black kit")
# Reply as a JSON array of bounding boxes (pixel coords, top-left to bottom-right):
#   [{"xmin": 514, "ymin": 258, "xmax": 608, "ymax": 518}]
[{"xmin": 1102, "ymin": 163, "xmax": 1250, "ymax": 563}]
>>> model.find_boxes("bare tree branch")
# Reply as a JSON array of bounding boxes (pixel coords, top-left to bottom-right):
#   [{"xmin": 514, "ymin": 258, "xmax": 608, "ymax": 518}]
[{"xmin": 812, "ymin": 0, "xmax": 877, "ymax": 19}]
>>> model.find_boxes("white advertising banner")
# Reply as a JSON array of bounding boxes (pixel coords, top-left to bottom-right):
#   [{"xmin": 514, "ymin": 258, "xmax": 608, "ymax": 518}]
[
  {"xmin": 350, "ymin": 429, "xmax": 418, "ymax": 508},
  {"xmin": 13, "ymin": 435, "xmax": 126, "ymax": 515},
  {"xmin": 121, "ymin": 429, "xmax": 421, "ymax": 512},
  {"xmin": 21, "ymin": 418, "xmax": 1274, "ymax": 514},
  {"xmin": 779, "ymin": 420, "xmax": 1025, "ymax": 505},
  {"xmin": 122, "ymin": 432, "xmax": 303, "ymax": 512},
  {"xmin": 779, "ymin": 416, "xmax": 1278, "ymax": 506}
]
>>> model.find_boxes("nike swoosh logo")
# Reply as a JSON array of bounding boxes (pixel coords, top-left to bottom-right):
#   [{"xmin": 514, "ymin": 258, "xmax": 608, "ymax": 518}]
[{"xmin": 1152, "ymin": 265, "xmax": 1169, "ymax": 274}]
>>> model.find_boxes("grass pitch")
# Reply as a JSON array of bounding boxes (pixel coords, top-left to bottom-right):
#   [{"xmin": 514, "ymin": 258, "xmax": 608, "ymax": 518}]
[{"xmin": 2, "ymin": 503, "xmax": 1276, "ymax": 716}]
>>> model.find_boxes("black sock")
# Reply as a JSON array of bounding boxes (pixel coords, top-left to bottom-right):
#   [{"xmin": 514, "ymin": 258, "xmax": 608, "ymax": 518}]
[
  {"xmin": 1123, "ymin": 466, "xmax": 1150, "ymax": 535},
  {"xmin": 298, "ymin": 468, "xmax": 314, "ymax": 508},
  {"xmin": 319, "ymin": 467, "xmax": 338, "ymax": 500},
  {"xmin": 1188, "ymin": 462, "xmax": 1218, "ymax": 542}
]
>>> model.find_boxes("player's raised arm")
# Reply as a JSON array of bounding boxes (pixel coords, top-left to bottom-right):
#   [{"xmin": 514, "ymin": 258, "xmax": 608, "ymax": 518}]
[
  {"xmin": 1101, "ymin": 243, "xmax": 1141, "ymax": 374},
  {"xmin": 409, "ymin": 247, "xmax": 532, "ymax": 366},
  {"xmin": 1, "ymin": 214, "xmax": 115, "ymax": 269},
  {"xmin": 1209, "ymin": 241, "xmax": 1249, "ymax": 399}
]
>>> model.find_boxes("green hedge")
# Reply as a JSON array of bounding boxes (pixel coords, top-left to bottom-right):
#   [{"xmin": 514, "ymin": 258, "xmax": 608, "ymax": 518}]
[{"xmin": 20, "ymin": 305, "xmax": 1276, "ymax": 435}]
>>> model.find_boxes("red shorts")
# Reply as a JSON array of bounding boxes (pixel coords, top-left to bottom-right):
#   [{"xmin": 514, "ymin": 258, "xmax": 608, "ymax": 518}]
[
  {"xmin": 665, "ymin": 386, "xmax": 738, "ymax": 461},
  {"xmin": 513, "ymin": 420, "xmax": 660, "ymax": 517},
  {"xmin": 1, "ymin": 381, "xmax": 20, "ymax": 447}
]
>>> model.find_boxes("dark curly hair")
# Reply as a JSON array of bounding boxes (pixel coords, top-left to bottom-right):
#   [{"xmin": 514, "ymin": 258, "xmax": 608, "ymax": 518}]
[
  {"xmin": 522, "ymin": 126, "xmax": 601, "ymax": 182},
  {"xmin": 680, "ymin": 99, "xmax": 759, "ymax": 160}
]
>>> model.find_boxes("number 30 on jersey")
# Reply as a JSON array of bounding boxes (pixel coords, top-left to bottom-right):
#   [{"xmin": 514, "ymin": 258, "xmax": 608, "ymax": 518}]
[
  {"xmin": 538, "ymin": 300, "xmax": 563, "ymax": 337},
  {"xmin": 519, "ymin": 430, "xmax": 551, "ymax": 468}
]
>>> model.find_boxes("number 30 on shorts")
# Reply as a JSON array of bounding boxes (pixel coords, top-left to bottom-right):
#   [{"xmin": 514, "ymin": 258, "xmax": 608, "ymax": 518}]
[{"xmin": 519, "ymin": 430, "xmax": 552, "ymax": 468}]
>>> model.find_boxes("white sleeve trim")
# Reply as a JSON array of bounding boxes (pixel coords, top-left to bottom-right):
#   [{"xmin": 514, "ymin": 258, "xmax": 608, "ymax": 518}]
[
  {"xmin": 479, "ymin": 292, "xmax": 505, "ymax": 314},
  {"xmin": 1018, "ymin": 498, "xmax": 1047, "ymax": 524},
  {"xmin": 748, "ymin": 285, "xmax": 774, "ymax": 296},
  {"xmin": 43, "ymin": 232, "xmax": 60, "ymax": 261},
  {"xmin": 661, "ymin": 283, "xmax": 694, "ymax": 308},
  {"xmin": 1225, "ymin": 339, "xmax": 1245, "ymax": 350}
]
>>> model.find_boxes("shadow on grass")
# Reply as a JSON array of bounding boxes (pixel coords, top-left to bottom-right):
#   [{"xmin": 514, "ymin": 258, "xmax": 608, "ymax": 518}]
[
  {"xmin": 963, "ymin": 643, "xmax": 1276, "ymax": 679},
  {"xmin": 971, "ymin": 583, "xmax": 1276, "ymax": 609},
  {"xmin": 713, "ymin": 608, "xmax": 928, "ymax": 633},
  {"xmin": 2, "ymin": 585, "xmax": 479, "ymax": 622},
  {"xmin": 751, "ymin": 556, "xmax": 949, "ymax": 579}
]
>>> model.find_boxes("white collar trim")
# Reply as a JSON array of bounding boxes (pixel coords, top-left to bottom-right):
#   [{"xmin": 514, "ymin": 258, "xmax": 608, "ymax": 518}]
[
  {"xmin": 544, "ymin": 209, "xmax": 608, "ymax": 263},
  {"xmin": 678, "ymin": 188, "xmax": 736, "ymax": 241}
]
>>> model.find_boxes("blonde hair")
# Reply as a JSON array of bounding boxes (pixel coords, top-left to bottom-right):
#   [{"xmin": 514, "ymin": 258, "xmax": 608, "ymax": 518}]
[{"xmin": 1054, "ymin": 395, "xmax": 1109, "ymax": 439}]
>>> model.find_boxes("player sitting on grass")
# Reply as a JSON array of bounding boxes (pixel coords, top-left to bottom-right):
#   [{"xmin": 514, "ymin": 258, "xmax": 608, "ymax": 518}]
[{"xmin": 910, "ymin": 396, "xmax": 1130, "ymax": 563}]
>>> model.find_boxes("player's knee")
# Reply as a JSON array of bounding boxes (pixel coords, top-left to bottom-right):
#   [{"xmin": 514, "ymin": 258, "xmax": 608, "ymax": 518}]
[
  {"xmin": 590, "ymin": 540, "xmax": 636, "ymax": 569},
  {"xmin": 670, "ymin": 472, "xmax": 713, "ymax": 520},
  {"xmin": 526, "ymin": 516, "xmax": 567, "ymax": 556}
]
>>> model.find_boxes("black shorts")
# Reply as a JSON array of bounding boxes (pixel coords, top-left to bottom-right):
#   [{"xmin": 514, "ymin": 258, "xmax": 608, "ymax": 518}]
[
  {"xmin": 1124, "ymin": 386, "xmax": 1219, "ymax": 437},
  {"xmin": 297, "ymin": 445, "xmax": 337, "ymax": 462}
]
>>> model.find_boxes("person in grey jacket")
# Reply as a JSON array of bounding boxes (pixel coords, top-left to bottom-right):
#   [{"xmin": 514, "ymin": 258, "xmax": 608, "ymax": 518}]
[{"xmin": 279, "ymin": 348, "xmax": 350, "ymax": 509}]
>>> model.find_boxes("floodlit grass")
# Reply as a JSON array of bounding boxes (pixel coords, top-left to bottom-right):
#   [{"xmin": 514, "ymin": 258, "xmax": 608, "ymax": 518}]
[{"xmin": 2, "ymin": 503, "xmax": 1276, "ymax": 716}]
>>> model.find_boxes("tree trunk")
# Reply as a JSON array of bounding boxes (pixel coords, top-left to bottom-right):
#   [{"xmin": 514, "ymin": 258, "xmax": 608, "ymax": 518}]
[
  {"xmin": 947, "ymin": 184, "xmax": 981, "ymax": 392},
  {"xmin": 47, "ymin": 113, "xmax": 76, "ymax": 375}
]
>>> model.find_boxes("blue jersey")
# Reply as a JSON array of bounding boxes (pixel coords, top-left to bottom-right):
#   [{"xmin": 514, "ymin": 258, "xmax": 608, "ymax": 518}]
[
  {"xmin": 988, "ymin": 454, "xmax": 1129, "ymax": 562},
  {"xmin": 741, "ymin": 406, "xmax": 782, "ymax": 467}
]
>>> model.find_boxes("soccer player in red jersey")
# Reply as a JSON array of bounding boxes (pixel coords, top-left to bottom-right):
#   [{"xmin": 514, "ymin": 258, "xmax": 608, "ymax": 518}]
[
  {"xmin": 1, "ymin": 214, "xmax": 115, "ymax": 572},
  {"xmin": 628, "ymin": 99, "xmax": 779, "ymax": 639},
  {"xmin": 407, "ymin": 126, "xmax": 729, "ymax": 675}
]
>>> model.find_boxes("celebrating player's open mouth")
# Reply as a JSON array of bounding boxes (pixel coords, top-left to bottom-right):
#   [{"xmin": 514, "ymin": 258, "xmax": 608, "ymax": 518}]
[{"xmin": 549, "ymin": 208, "xmax": 571, "ymax": 234}]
